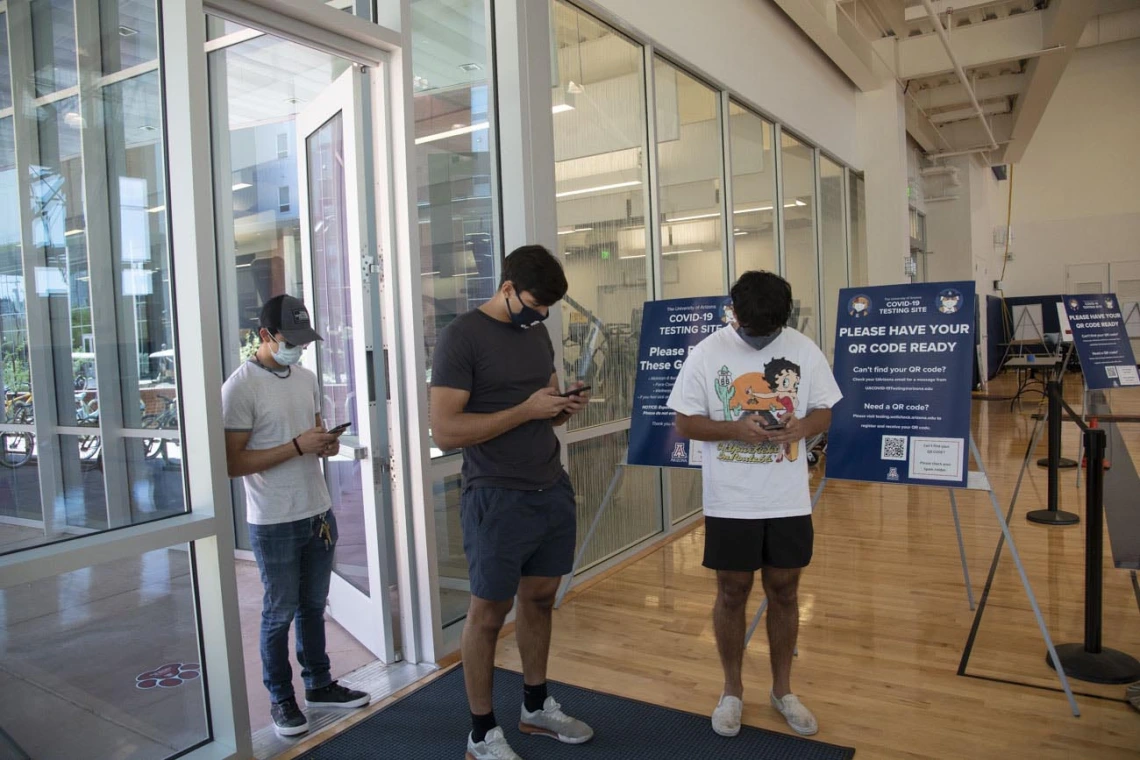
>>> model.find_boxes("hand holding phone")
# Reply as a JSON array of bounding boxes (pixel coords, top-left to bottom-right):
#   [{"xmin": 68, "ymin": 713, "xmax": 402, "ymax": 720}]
[
  {"xmin": 559, "ymin": 385, "xmax": 592, "ymax": 398},
  {"xmin": 327, "ymin": 422, "xmax": 351, "ymax": 436},
  {"xmin": 751, "ymin": 409, "xmax": 785, "ymax": 430}
]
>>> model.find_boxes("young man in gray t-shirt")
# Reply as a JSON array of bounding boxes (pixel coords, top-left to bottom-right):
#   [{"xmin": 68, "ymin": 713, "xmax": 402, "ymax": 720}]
[
  {"xmin": 431, "ymin": 246, "xmax": 595, "ymax": 760},
  {"xmin": 222, "ymin": 295, "xmax": 369, "ymax": 736}
]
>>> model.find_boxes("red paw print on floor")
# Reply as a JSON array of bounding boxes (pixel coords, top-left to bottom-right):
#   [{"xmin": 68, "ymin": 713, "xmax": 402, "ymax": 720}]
[{"xmin": 136, "ymin": 663, "xmax": 201, "ymax": 690}]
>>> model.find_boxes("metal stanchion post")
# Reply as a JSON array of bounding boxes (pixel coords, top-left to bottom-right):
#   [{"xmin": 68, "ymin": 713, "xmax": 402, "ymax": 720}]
[
  {"xmin": 1028, "ymin": 381, "xmax": 1080, "ymax": 525},
  {"xmin": 1048, "ymin": 426, "xmax": 1140, "ymax": 683}
]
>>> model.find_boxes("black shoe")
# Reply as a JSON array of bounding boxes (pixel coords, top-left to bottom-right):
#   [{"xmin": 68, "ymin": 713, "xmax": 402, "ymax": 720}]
[
  {"xmin": 305, "ymin": 681, "xmax": 370, "ymax": 709},
  {"xmin": 271, "ymin": 697, "xmax": 310, "ymax": 737}
]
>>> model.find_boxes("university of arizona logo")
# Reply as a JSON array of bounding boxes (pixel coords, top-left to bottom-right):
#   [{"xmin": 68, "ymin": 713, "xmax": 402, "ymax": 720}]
[
  {"xmin": 671, "ymin": 442, "xmax": 688, "ymax": 463},
  {"xmin": 887, "ymin": 467, "xmax": 900, "ymax": 482}
]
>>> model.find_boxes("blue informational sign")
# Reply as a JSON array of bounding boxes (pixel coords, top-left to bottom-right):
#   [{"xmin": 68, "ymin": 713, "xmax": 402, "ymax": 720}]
[
  {"xmin": 627, "ymin": 296, "xmax": 735, "ymax": 468},
  {"xmin": 825, "ymin": 281, "xmax": 976, "ymax": 488},
  {"xmin": 1063, "ymin": 294, "xmax": 1139, "ymax": 390}
]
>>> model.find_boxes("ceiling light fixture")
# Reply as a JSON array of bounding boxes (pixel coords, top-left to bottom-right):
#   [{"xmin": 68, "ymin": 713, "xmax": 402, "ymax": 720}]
[
  {"xmin": 551, "ymin": 103, "xmax": 575, "ymax": 115},
  {"xmin": 734, "ymin": 200, "xmax": 807, "ymax": 215},
  {"xmin": 665, "ymin": 211, "xmax": 721, "ymax": 223},
  {"xmin": 557, "ymin": 226, "xmax": 593, "ymax": 236},
  {"xmin": 147, "ymin": 205, "xmax": 165, "ymax": 214},
  {"xmin": 232, "ymin": 182, "xmax": 252, "ymax": 191},
  {"xmin": 459, "ymin": 63, "xmax": 483, "ymax": 72},
  {"xmin": 555, "ymin": 180, "xmax": 640, "ymax": 199},
  {"xmin": 65, "ymin": 229, "xmax": 84, "ymax": 237},
  {"xmin": 415, "ymin": 121, "xmax": 490, "ymax": 145},
  {"xmin": 119, "ymin": 25, "xmax": 138, "ymax": 37}
]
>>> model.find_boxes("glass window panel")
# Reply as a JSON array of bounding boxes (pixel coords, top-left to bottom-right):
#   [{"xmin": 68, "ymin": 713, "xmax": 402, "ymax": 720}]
[
  {"xmin": 101, "ymin": 0, "xmax": 160, "ymax": 73},
  {"xmin": 31, "ymin": 0, "xmax": 78, "ymax": 97},
  {"xmin": 433, "ymin": 469, "xmax": 469, "ymax": 629},
  {"xmin": 780, "ymin": 133, "xmax": 819, "ymax": 343},
  {"xmin": 34, "ymin": 96, "xmax": 94, "ymax": 426},
  {"xmin": 104, "ymin": 72, "xmax": 175, "ymax": 427},
  {"xmin": 728, "ymin": 102, "xmax": 777, "ymax": 275},
  {"xmin": 849, "ymin": 172, "xmax": 868, "ymax": 287},
  {"xmin": 307, "ymin": 111, "xmax": 369, "ymax": 595},
  {"xmin": 570, "ymin": 429, "xmax": 662, "ymax": 568},
  {"xmin": 0, "ymin": 12, "xmax": 12, "ymax": 110},
  {"xmin": 819, "ymin": 156, "xmax": 847, "ymax": 361},
  {"xmin": 552, "ymin": 0, "xmax": 647, "ymax": 431},
  {"xmin": 412, "ymin": 0, "xmax": 497, "ymax": 441},
  {"xmin": 656, "ymin": 60, "xmax": 726, "ymax": 300},
  {"xmin": 0, "ymin": 547, "xmax": 210, "ymax": 758},
  {"xmin": 670, "ymin": 467, "xmax": 701, "ymax": 523}
]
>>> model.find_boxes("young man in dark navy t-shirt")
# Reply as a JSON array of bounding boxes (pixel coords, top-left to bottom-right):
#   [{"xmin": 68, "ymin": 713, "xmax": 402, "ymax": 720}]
[{"xmin": 430, "ymin": 245, "xmax": 594, "ymax": 760}]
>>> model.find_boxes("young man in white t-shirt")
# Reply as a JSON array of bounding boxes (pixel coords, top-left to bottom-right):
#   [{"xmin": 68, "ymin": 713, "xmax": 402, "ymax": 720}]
[
  {"xmin": 667, "ymin": 271, "xmax": 842, "ymax": 738},
  {"xmin": 222, "ymin": 295, "xmax": 369, "ymax": 737}
]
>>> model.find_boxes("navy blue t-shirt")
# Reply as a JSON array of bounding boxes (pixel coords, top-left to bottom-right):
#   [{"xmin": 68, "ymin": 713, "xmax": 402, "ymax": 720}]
[{"xmin": 430, "ymin": 309, "xmax": 562, "ymax": 491}]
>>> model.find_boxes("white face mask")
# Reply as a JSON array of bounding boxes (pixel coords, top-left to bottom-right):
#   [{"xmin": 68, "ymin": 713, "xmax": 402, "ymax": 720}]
[{"xmin": 272, "ymin": 340, "xmax": 304, "ymax": 366}]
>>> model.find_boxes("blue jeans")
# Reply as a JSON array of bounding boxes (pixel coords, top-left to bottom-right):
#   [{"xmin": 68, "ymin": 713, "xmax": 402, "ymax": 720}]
[{"xmin": 249, "ymin": 510, "xmax": 338, "ymax": 704}]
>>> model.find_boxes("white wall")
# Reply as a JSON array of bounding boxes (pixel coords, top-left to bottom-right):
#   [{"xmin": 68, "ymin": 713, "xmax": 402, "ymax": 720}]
[
  {"xmin": 1000, "ymin": 39, "xmax": 1140, "ymax": 297},
  {"xmin": 586, "ymin": 0, "xmax": 859, "ymax": 167}
]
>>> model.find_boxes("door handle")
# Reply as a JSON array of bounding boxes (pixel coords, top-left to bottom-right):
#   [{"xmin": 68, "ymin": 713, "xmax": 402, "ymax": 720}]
[{"xmin": 333, "ymin": 435, "xmax": 369, "ymax": 461}]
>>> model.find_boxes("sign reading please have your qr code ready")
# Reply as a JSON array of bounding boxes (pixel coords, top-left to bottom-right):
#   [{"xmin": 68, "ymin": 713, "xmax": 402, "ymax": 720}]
[{"xmin": 825, "ymin": 281, "xmax": 975, "ymax": 489}]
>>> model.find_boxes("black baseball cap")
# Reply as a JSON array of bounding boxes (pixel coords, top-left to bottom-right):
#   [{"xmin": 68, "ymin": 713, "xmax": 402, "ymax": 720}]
[{"xmin": 259, "ymin": 295, "xmax": 323, "ymax": 345}]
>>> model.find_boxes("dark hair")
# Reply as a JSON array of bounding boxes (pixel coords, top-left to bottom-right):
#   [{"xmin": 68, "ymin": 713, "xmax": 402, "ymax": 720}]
[
  {"xmin": 764, "ymin": 357, "xmax": 799, "ymax": 391},
  {"xmin": 501, "ymin": 245, "xmax": 568, "ymax": 306},
  {"xmin": 731, "ymin": 270, "xmax": 792, "ymax": 336}
]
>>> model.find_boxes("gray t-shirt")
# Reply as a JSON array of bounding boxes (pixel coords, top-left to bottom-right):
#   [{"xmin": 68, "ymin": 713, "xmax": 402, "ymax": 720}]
[
  {"xmin": 221, "ymin": 361, "xmax": 332, "ymax": 525},
  {"xmin": 431, "ymin": 309, "xmax": 563, "ymax": 491}
]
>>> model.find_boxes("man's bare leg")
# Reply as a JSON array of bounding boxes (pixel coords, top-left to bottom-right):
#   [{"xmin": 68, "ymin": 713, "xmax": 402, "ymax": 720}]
[
  {"xmin": 761, "ymin": 567, "xmax": 801, "ymax": 698},
  {"xmin": 462, "ymin": 596, "xmax": 514, "ymax": 715},
  {"xmin": 714, "ymin": 570, "xmax": 755, "ymax": 699}
]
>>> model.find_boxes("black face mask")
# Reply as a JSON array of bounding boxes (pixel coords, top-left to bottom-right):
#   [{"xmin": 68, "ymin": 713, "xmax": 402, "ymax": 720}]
[
  {"xmin": 507, "ymin": 288, "xmax": 548, "ymax": 330},
  {"xmin": 736, "ymin": 326, "xmax": 781, "ymax": 351}
]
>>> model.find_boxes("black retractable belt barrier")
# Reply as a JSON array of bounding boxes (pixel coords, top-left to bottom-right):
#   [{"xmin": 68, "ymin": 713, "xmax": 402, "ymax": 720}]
[{"xmin": 1027, "ymin": 381, "xmax": 1080, "ymax": 525}]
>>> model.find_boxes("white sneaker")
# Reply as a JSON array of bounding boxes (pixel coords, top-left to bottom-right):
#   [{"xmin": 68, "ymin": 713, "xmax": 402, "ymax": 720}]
[
  {"xmin": 711, "ymin": 694, "xmax": 743, "ymax": 737},
  {"xmin": 770, "ymin": 691, "xmax": 818, "ymax": 736},
  {"xmin": 519, "ymin": 696, "xmax": 594, "ymax": 744},
  {"xmin": 466, "ymin": 727, "xmax": 522, "ymax": 760}
]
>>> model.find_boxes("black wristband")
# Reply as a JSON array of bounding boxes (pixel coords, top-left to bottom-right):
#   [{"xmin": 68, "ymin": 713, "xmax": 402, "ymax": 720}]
[{"xmin": 292, "ymin": 437, "xmax": 303, "ymax": 456}]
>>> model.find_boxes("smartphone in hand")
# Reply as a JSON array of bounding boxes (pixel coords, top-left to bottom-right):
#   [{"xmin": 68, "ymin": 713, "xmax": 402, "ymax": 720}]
[
  {"xmin": 751, "ymin": 409, "xmax": 785, "ymax": 430},
  {"xmin": 327, "ymin": 422, "xmax": 351, "ymax": 435},
  {"xmin": 559, "ymin": 385, "xmax": 592, "ymax": 398}
]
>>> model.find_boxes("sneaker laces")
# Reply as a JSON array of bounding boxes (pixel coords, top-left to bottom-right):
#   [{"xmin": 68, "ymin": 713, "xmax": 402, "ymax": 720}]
[{"xmin": 480, "ymin": 728, "xmax": 518, "ymax": 760}]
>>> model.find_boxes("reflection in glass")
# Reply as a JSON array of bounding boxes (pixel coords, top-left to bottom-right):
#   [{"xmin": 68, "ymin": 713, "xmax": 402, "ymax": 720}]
[
  {"xmin": 656, "ymin": 60, "xmax": 726, "ymax": 300},
  {"xmin": 412, "ymin": 0, "xmax": 497, "ymax": 407},
  {"xmin": 819, "ymin": 157, "xmax": 847, "ymax": 361},
  {"xmin": 780, "ymin": 133, "xmax": 819, "ymax": 343},
  {"xmin": 569, "ymin": 430, "xmax": 661, "ymax": 568},
  {"xmin": 0, "ymin": 548, "xmax": 209, "ymax": 758},
  {"xmin": 728, "ymin": 102, "xmax": 778, "ymax": 275},
  {"xmin": 0, "ymin": 12, "xmax": 12, "ymax": 109},
  {"xmin": 307, "ymin": 112, "xmax": 369, "ymax": 595},
  {"xmin": 552, "ymin": 0, "xmax": 648, "ymax": 431},
  {"xmin": 104, "ymin": 72, "xmax": 175, "ymax": 427},
  {"xmin": 849, "ymin": 173, "xmax": 868, "ymax": 287},
  {"xmin": 433, "ymin": 470, "xmax": 469, "ymax": 628},
  {"xmin": 31, "ymin": 0, "xmax": 78, "ymax": 97},
  {"xmin": 101, "ymin": 0, "xmax": 159, "ymax": 73},
  {"xmin": 35, "ymin": 97, "xmax": 94, "ymax": 426}
]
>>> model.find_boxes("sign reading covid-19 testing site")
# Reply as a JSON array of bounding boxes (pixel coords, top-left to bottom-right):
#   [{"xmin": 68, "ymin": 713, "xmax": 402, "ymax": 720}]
[
  {"xmin": 825, "ymin": 281, "xmax": 976, "ymax": 489},
  {"xmin": 627, "ymin": 296, "xmax": 734, "ymax": 469}
]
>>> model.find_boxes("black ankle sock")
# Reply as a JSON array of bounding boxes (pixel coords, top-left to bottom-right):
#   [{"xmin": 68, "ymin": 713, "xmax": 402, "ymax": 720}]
[
  {"xmin": 523, "ymin": 682, "xmax": 548, "ymax": 713},
  {"xmin": 471, "ymin": 711, "xmax": 498, "ymax": 743}
]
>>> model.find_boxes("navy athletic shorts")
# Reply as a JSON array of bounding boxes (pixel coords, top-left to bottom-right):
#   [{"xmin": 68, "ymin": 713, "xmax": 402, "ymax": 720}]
[{"xmin": 461, "ymin": 473, "xmax": 577, "ymax": 601}]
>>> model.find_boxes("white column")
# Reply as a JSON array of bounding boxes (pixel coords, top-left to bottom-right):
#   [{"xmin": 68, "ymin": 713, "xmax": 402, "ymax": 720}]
[{"xmin": 856, "ymin": 83, "xmax": 910, "ymax": 285}]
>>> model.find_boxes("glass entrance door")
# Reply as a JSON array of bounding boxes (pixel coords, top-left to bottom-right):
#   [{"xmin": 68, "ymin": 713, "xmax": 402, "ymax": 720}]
[
  {"xmin": 209, "ymin": 31, "xmax": 397, "ymax": 664},
  {"xmin": 297, "ymin": 67, "xmax": 396, "ymax": 661}
]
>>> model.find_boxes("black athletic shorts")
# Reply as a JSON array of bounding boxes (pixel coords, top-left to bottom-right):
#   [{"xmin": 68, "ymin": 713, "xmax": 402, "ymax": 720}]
[{"xmin": 702, "ymin": 514, "xmax": 814, "ymax": 572}]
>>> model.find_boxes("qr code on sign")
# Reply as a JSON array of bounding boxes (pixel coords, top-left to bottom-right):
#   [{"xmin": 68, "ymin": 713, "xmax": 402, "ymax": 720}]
[
  {"xmin": 881, "ymin": 435, "xmax": 908, "ymax": 461},
  {"xmin": 1106, "ymin": 366, "xmax": 1119, "ymax": 379}
]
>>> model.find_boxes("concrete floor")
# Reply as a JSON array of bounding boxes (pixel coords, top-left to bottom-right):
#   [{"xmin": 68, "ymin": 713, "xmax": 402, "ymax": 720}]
[{"xmin": 0, "ymin": 549, "xmax": 383, "ymax": 759}]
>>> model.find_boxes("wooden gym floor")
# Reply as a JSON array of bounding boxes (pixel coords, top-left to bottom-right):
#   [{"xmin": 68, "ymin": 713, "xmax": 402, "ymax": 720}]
[{"xmin": 496, "ymin": 375, "xmax": 1140, "ymax": 758}]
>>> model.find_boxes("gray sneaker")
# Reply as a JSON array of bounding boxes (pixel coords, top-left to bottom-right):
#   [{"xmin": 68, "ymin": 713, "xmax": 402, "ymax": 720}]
[
  {"xmin": 466, "ymin": 727, "xmax": 522, "ymax": 760},
  {"xmin": 519, "ymin": 696, "xmax": 594, "ymax": 744}
]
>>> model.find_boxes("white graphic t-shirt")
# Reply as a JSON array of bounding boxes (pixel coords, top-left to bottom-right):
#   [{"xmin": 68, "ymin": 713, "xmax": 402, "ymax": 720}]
[{"xmin": 667, "ymin": 326, "xmax": 842, "ymax": 519}]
